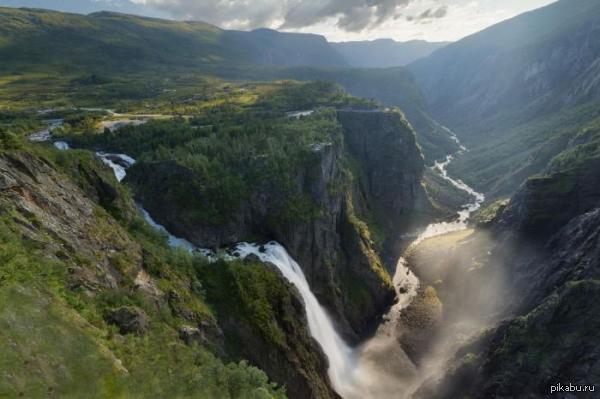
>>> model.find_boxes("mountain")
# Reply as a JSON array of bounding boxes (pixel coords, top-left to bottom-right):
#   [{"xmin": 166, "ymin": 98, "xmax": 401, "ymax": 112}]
[
  {"xmin": 0, "ymin": 7, "xmax": 347, "ymax": 74},
  {"xmin": 332, "ymin": 39, "xmax": 448, "ymax": 68},
  {"xmin": 411, "ymin": 0, "xmax": 600, "ymax": 131},
  {"xmin": 1, "ymin": 80, "xmax": 453, "ymax": 398},
  {"xmin": 3, "ymin": 2, "xmax": 600, "ymax": 398},
  {"xmin": 230, "ymin": 28, "xmax": 348, "ymax": 67},
  {"xmin": 409, "ymin": 0, "xmax": 600, "ymax": 197}
]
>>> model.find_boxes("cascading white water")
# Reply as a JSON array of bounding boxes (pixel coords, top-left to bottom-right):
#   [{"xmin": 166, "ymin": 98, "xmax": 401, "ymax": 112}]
[
  {"xmin": 96, "ymin": 152, "xmax": 136, "ymax": 182},
  {"xmin": 234, "ymin": 242, "xmax": 355, "ymax": 393}
]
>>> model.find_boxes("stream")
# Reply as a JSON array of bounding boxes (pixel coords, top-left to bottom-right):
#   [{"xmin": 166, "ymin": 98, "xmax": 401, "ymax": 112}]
[{"xmin": 33, "ymin": 119, "xmax": 485, "ymax": 398}]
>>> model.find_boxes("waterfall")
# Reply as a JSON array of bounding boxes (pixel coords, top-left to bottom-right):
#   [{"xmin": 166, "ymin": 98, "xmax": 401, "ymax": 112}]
[
  {"xmin": 234, "ymin": 242, "xmax": 355, "ymax": 394},
  {"xmin": 96, "ymin": 152, "xmax": 136, "ymax": 182},
  {"xmin": 36, "ymin": 119, "xmax": 357, "ymax": 395}
]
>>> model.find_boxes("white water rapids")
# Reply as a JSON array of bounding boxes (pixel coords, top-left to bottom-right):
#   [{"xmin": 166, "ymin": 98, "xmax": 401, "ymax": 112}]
[{"xmin": 36, "ymin": 119, "xmax": 484, "ymax": 398}]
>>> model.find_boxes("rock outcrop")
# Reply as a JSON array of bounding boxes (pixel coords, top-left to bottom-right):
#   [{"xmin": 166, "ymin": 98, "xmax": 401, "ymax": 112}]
[
  {"xmin": 0, "ymin": 152, "xmax": 142, "ymax": 291},
  {"xmin": 106, "ymin": 306, "xmax": 148, "ymax": 335}
]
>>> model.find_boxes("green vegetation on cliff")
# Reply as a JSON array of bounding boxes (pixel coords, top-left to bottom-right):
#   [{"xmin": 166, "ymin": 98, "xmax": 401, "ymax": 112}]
[
  {"xmin": 449, "ymin": 102, "xmax": 600, "ymax": 199},
  {"xmin": 62, "ymin": 81, "xmax": 357, "ymax": 229},
  {"xmin": 0, "ymin": 138, "xmax": 286, "ymax": 398}
]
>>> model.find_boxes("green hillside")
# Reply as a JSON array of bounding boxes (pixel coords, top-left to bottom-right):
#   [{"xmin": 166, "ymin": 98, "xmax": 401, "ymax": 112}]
[{"xmin": 0, "ymin": 139, "xmax": 287, "ymax": 398}]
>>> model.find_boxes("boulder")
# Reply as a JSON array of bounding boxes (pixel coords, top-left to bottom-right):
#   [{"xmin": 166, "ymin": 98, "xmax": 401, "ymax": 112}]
[{"xmin": 106, "ymin": 306, "xmax": 148, "ymax": 335}]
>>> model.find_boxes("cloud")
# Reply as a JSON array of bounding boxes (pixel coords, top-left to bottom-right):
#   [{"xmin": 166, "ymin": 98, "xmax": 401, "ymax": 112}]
[{"xmin": 131, "ymin": 0, "xmax": 448, "ymax": 32}]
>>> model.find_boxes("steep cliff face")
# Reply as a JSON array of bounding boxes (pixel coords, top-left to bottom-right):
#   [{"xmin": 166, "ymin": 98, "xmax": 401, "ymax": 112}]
[
  {"xmin": 0, "ymin": 151, "xmax": 143, "ymax": 292},
  {"xmin": 497, "ymin": 163, "xmax": 600, "ymax": 241},
  {"xmin": 337, "ymin": 110, "xmax": 433, "ymax": 261},
  {"xmin": 198, "ymin": 259, "xmax": 337, "ymax": 399},
  {"xmin": 127, "ymin": 109, "xmax": 430, "ymax": 340},
  {"xmin": 278, "ymin": 67, "xmax": 461, "ymax": 163}
]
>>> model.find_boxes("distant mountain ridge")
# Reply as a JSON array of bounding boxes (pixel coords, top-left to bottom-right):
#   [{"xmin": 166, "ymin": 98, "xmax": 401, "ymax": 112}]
[
  {"xmin": 332, "ymin": 39, "xmax": 448, "ymax": 68},
  {"xmin": 0, "ymin": 7, "xmax": 448, "ymax": 72},
  {"xmin": 0, "ymin": 7, "xmax": 349, "ymax": 71}
]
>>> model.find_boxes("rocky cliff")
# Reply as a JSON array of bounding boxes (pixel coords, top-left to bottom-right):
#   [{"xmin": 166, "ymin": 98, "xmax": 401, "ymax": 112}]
[
  {"xmin": 127, "ymin": 109, "xmax": 432, "ymax": 341},
  {"xmin": 417, "ymin": 208, "xmax": 600, "ymax": 399}
]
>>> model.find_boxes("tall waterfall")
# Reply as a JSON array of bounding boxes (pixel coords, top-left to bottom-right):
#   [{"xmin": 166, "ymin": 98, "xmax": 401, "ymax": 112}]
[{"xmin": 235, "ymin": 242, "xmax": 355, "ymax": 394}]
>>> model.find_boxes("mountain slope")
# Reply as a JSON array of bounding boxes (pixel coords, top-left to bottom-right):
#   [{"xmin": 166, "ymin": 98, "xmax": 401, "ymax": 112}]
[
  {"xmin": 332, "ymin": 39, "xmax": 448, "ymax": 68},
  {"xmin": 417, "ymin": 115, "xmax": 600, "ymax": 399},
  {"xmin": 409, "ymin": 0, "xmax": 600, "ymax": 196},
  {"xmin": 411, "ymin": 0, "xmax": 600, "ymax": 133},
  {"xmin": 272, "ymin": 66, "xmax": 460, "ymax": 162},
  {"xmin": 0, "ymin": 142, "xmax": 289, "ymax": 398}
]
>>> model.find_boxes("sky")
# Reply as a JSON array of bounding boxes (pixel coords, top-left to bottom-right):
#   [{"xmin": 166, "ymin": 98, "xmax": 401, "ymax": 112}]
[{"xmin": 0, "ymin": 0, "xmax": 557, "ymax": 42}]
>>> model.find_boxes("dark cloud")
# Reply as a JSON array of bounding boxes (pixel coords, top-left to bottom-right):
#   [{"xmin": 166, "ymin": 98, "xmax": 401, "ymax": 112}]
[
  {"xmin": 408, "ymin": 6, "xmax": 448, "ymax": 22},
  {"xmin": 134, "ymin": 0, "xmax": 447, "ymax": 32}
]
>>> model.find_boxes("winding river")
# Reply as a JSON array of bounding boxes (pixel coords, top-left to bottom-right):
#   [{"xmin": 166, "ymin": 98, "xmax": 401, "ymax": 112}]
[
  {"xmin": 335, "ymin": 142, "xmax": 486, "ymax": 398},
  {"xmin": 34, "ymin": 119, "xmax": 484, "ymax": 398}
]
